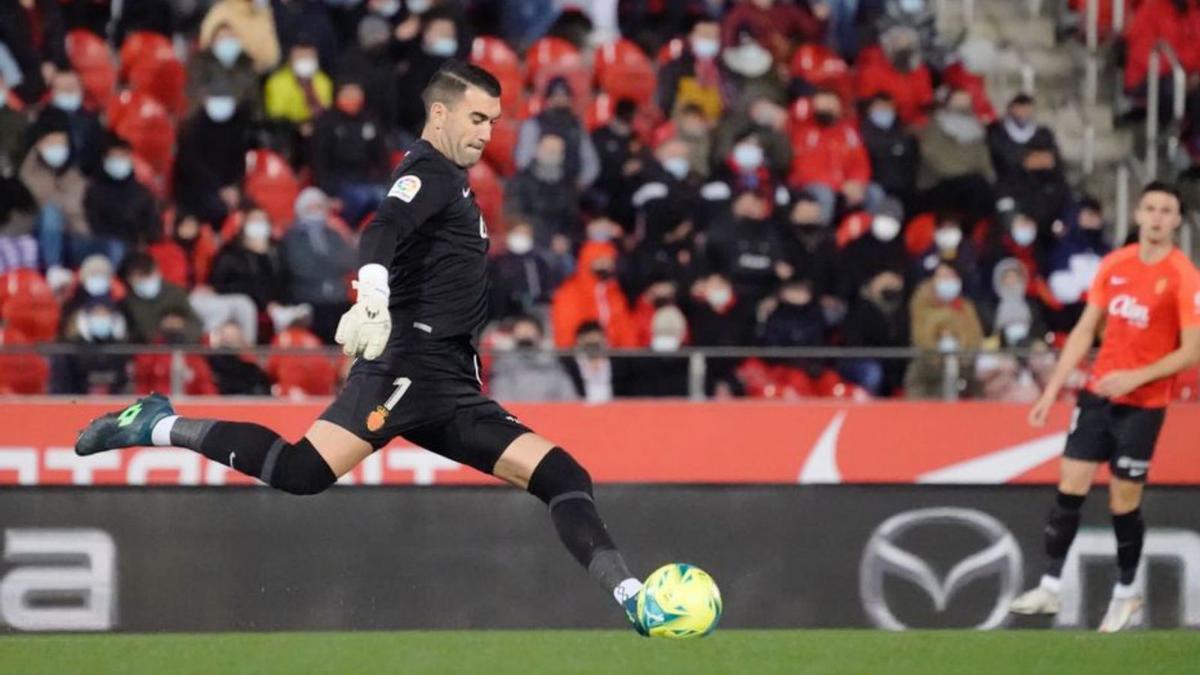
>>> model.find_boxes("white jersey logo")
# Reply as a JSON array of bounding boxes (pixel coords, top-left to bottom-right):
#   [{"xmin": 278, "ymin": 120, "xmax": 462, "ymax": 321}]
[{"xmin": 1108, "ymin": 294, "xmax": 1150, "ymax": 329}]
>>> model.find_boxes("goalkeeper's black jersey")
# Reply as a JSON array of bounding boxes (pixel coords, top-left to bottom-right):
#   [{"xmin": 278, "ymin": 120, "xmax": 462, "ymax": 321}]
[{"xmin": 358, "ymin": 140, "xmax": 491, "ymax": 358}]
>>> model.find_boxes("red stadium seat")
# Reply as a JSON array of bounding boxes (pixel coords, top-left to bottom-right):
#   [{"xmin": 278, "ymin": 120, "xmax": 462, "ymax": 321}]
[
  {"xmin": 243, "ymin": 149, "xmax": 301, "ymax": 235},
  {"xmin": 133, "ymin": 352, "xmax": 218, "ymax": 395},
  {"xmin": 594, "ymin": 39, "xmax": 656, "ymax": 106},
  {"xmin": 0, "ymin": 327, "xmax": 49, "ymax": 395},
  {"xmin": 524, "ymin": 36, "xmax": 580, "ymax": 86},
  {"xmin": 468, "ymin": 160, "xmax": 505, "ymax": 245},
  {"xmin": 266, "ymin": 327, "xmax": 338, "ymax": 397},
  {"xmin": 0, "ymin": 270, "xmax": 62, "ymax": 343},
  {"xmin": 470, "ymin": 36, "xmax": 526, "ymax": 118},
  {"xmin": 66, "ymin": 29, "xmax": 117, "ymax": 110},
  {"xmin": 131, "ymin": 152, "xmax": 168, "ymax": 201},
  {"xmin": 119, "ymin": 31, "xmax": 187, "ymax": 116},
  {"xmin": 107, "ymin": 89, "xmax": 175, "ymax": 176}
]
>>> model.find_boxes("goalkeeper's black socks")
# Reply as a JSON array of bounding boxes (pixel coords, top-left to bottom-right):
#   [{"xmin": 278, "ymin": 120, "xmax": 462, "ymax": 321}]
[
  {"xmin": 152, "ymin": 416, "xmax": 336, "ymax": 495},
  {"xmin": 1044, "ymin": 490, "xmax": 1086, "ymax": 578},
  {"xmin": 1112, "ymin": 508, "xmax": 1145, "ymax": 586},
  {"xmin": 527, "ymin": 447, "xmax": 642, "ymax": 603}
]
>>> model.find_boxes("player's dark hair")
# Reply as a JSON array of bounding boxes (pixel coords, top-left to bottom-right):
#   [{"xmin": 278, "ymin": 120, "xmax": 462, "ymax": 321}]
[
  {"xmin": 1140, "ymin": 180, "xmax": 1185, "ymax": 212},
  {"xmin": 421, "ymin": 59, "xmax": 501, "ymax": 114}
]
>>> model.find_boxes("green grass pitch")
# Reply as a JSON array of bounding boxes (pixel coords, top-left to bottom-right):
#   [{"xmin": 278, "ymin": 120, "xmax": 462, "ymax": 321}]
[{"xmin": 3, "ymin": 630, "xmax": 1198, "ymax": 675}]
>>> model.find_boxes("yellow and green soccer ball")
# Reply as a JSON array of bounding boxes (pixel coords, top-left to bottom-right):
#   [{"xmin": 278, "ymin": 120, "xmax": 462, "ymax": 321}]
[{"xmin": 636, "ymin": 563, "xmax": 722, "ymax": 638}]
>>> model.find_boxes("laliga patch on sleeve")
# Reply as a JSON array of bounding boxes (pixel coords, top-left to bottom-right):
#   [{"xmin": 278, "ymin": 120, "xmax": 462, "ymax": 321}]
[{"xmin": 388, "ymin": 175, "xmax": 422, "ymax": 203}]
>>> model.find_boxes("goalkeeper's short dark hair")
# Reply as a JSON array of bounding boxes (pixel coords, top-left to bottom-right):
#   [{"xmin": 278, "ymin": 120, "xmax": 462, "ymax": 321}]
[{"xmin": 421, "ymin": 59, "xmax": 502, "ymax": 114}]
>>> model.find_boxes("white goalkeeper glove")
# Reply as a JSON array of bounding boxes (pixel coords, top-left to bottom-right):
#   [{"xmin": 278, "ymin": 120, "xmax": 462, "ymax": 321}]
[{"xmin": 335, "ymin": 264, "xmax": 391, "ymax": 360}]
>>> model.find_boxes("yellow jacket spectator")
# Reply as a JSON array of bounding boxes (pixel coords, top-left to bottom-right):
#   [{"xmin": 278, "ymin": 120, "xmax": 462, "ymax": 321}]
[
  {"xmin": 199, "ymin": 0, "xmax": 281, "ymax": 74},
  {"xmin": 264, "ymin": 43, "xmax": 332, "ymax": 126}
]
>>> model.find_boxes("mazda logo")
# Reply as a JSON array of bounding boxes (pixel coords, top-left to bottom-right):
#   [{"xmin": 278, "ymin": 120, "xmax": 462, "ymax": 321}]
[{"xmin": 859, "ymin": 507, "xmax": 1023, "ymax": 630}]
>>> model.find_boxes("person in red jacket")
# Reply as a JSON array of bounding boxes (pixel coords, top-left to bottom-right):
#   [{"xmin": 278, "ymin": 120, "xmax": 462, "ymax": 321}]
[
  {"xmin": 855, "ymin": 25, "xmax": 934, "ymax": 127},
  {"xmin": 1124, "ymin": 0, "xmax": 1200, "ymax": 93},
  {"xmin": 721, "ymin": 0, "xmax": 828, "ymax": 65},
  {"xmin": 551, "ymin": 240, "xmax": 638, "ymax": 348},
  {"xmin": 788, "ymin": 88, "xmax": 877, "ymax": 222}
]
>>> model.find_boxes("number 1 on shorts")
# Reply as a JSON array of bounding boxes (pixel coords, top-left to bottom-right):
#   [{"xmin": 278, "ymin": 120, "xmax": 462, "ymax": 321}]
[{"xmin": 385, "ymin": 377, "xmax": 413, "ymax": 410}]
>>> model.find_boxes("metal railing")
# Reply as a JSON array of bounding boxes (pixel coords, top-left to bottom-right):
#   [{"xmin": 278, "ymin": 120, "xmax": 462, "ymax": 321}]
[{"xmin": 1145, "ymin": 39, "xmax": 1188, "ymax": 179}]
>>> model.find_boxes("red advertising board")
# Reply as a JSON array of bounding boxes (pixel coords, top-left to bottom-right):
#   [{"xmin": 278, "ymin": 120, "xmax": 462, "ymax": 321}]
[{"xmin": 1, "ymin": 399, "xmax": 1198, "ymax": 485}]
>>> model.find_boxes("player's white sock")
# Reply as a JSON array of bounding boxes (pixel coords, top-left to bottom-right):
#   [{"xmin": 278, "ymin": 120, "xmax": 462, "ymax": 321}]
[
  {"xmin": 1113, "ymin": 582, "xmax": 1139, "ymax": 600},
  {"xmin": 1039, "ymin": 574, "xmax": 1061, "ymax": 593},
  {"xmin": 614, "ymin": 578, "xmax": 643, "ymax": 604},
  {"xmin": 151, "ymin": 415, "xmax": 179, "ymax": 446}
]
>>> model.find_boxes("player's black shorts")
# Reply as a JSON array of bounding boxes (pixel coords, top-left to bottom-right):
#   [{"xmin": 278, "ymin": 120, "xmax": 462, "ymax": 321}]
[
  {"xmin": 1063, "ymin": 390, "xmax": 1166, "ymax": 482},
  {"xmin": 319, "ymin": 340, "xmax": 532, "ymax": 474}
]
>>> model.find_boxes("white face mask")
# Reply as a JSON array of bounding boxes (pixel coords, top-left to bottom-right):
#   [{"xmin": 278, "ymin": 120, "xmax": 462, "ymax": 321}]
[
  {"xmin": 733, "ymin": 143, "xmax": 764, "ymax": 171},
  {"xmin": 132, "ymin": 274, "xmax": 162, "ymax": 300},
  {"xmin": 374, "ymin": 0, "xmax": 401, "ymax": 16},
  {"xmin": 1012, "ymin": 224, "xmax": 1037, "ymax": 247},
  {"xmin": 934, "ymin": 277, "xmax": 962, "ymax": 302},
  {"xmin": 292, "ymin": 57, "xmax": 319, "ymax": 79},
  {"xmin": 39, "ymin": 143, "xmax": 70, "ymax": 168},
  {"xmin": 406, "ymin": 0, "xmax": 432, "ymax": 13},
  {"xmin": 244, "ymin": 218, "xmax": 272, "ymax": 242},
  {"xmin": 53, "ymin": 91, "xmax": 83, "ymax": 112},
  {"xmin": 934, "ymin": 227, "xmax": 962, "ymax": 251},
  {"xmin": 691, "ymin": 37, "xmax": 719, "ymax": 59},
  {"xmin": 205, "ymin": 96, "xmax": 236, "ymax": 122},
  {"xmin": 937, "ymin": 334, "xmax": 959, "ymax": 354},
  {"xmin": 86, "ymin": 314, "xmax": 115, "ymax": 340},
  {"xmin": 82, "ymin": 275, "xmax": 111, "ymax": 296},
  {"xmin": 506, "ymin": 232, "xmax": 533, "ymax": 255},
  {"xmin": 872, "ymin": 215, "xmax": 901, "ymax": 242},
  {"xmin": 213, "ymin": 36, "xmax": 243, "ymax": 66},
  {"xmin": 425, "ymin": 37, "xmax": 458, "ymax": 57},
  {"xmin": 104, "ymin": 156, "xmax": 133, "ymax": 180},
  {"xmin": 1003, "ymin": 322, "xmax": 1030, "ymax": 345},
  {"xmin": 650, "ymin": 335, "xmax": 682, "ymax": 352},
  {"xmin": 706, "ymin": 285, "xmax": 732, "ymax": 309},
  {"xmin": 662, "ymin": 156, "xmax": 690, "ymax": 180}
]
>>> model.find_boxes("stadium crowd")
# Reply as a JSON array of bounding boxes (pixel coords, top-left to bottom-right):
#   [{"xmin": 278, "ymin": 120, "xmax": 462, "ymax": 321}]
[{"xmin": 0, "ymin": 0, "xmax": 1191, "ymax": 402}]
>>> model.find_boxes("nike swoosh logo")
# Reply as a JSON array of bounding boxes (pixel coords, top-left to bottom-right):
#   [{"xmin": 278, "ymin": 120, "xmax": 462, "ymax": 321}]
[
  {"xmin": 462, "ymin": 187, "xmax": 471, "ymax": 198},
  {"xmin": 228, "ymin": 452, "xmax": 236, "ymax": 468}
]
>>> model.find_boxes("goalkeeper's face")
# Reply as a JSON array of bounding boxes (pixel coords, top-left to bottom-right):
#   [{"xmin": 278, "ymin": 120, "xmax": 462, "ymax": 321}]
[{"xmin": 438, "ymin": 85, "xmax": 502, "ymax": 168}]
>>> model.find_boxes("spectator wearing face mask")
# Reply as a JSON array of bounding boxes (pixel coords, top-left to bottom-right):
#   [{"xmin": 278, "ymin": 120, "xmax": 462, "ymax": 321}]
[
  {"xmin": 860, "ymin": 92, "xmax": 918, "ymax": 211},
  {"xmin": 61, "ymin": 253, "xmax": 122, "ymax": 329},
  {"xmin": 50, "ymin": 299, "xmax": 131, "ymax": 395},
  {"xmin": 722, "ymin": 32, "xmax": 787, "ymax": 120},
  {"xmin": 338, "ymin": 16, "xmax": 400, "ymax": 140},
  {"xmin": 706, "ymin": 191, "xmax": 787, "ymax": 307},
  {"xmin": 31, "ymin": 70, "xmax": 102, "ymax": 176},
  {"xmin": 780, "ymin": 191, "xmax": 842, "ymax": 303},
  {"xmin": 280, "ymin": 187, "xmax": 356, "ymax": 343},
  {"xmin": 488, "ymin": 218, "xmax": 562, "ymax": 321},
  {"xmin": 0, "ymin": 0, "xmax": 67, "ymax": 103},
  {"xmin": 199, "ymin": 0, "xmax": 281, "ymax": 74},
  {"xmin": 210, "ymin": 207, "xmax": 290, "ymax": 317},
  {"xmin": 561, "ymin": 320, "xmax": 635, "ymax": 402},
  {"xmin": 551, "ymin": 240, "xmax": 637, "ymax": 348},
  {"xmin": 120, "ymin": 253, "xmax": 203, "ymax": 344},
  {"xmin": 722, "ymin": 0, "xmax": 828, "ymax": 64},
  {"xmin": 271, "ymin": 0, "xmax": 340, "ymax": 75},
  {"xmin": 1047, "ymin": 196, "xmax": 1111, "ymax": 282},
  {"xmin": 668, "ymin": 104, "xmax": 715, "ymax": 180},
  {"xmin": 978, "ymin": 210, "xmax": 1056, "ymax": 308},
  {"xmin": 843, "ymin": 269, "xmax": 910, "ymax": 396},
  {"xmin": 174, "ymin": 82, "xmax": 250, "ymax": 227},
  {"xmin": 686, "ymin": 272, "xmax": 754, "ymax": 397},
  {"xmin": 711, "ymin": 130, "xmax": 785, "ymax": 217},
  {"xmin": 873, "ymin": 0, "xmax": 945, "ymax": 69},
  {"xmin": 712, "ymin": 94, "xmax": 793, "ymax": 180},
  {"xmin": 855, "ymin": 24, "xmax": 934, "ymax": 126},
  {"xmin": 505, "ymin": 133, "xmax": 581, "ymax": 248},
  {"xmin": 82, "ymin": 135, "xmax": 160, "ymax": 268},
  {"xmin": 657, "ymin": 15, "xmax": 727, "ymax": 121},
  {"xmin": 312, "ymin": 80, "xmax": 390, "ymax": 227},
  {"xmin": 625, "ymin": 304, "xmax": 691, "ymax": 398},
  {"xmin": 186, "ymin": 21, "xmax": 262, "ymax": 117},
  {"xmin": 994, "ymin": 142, "xmax": 1073, "ymax": 241},
  {"xmin": 207, "ymin": 320, "xmax": 273, "ymax": 395},
  {"xmin": 132, "ymin": 309, "xmax": 219, "ymax": 395},
  {"xmin": 20, "ymin": 119, "xmax": 91, "ymax": 274},
  {"xmin": 976, "ymin": 257, "xmax": 1050, "ymax": 345},
  {"xmin": 917, "ymin": 88, "xmax": 997, "ymax": 226},
  {"xmin": 840, "ymin": 198, "xmax": 907, "ymax": 296},
  {"xmin": 974, "ymin": 258, "xmax": 1056, "ymax": 403},
  {"xmin": 393, "ymin": 8, "xmax": 461, "ymax": 137},
  {"xmin": 905, "ymin": 262, "xmax": 983, "ymax": 398},
  {"xmin": 515, "ymin": 76, "xmax": 600, "ymax": 191},
  {"xmin": 986, "ymin": 94, "xmax": 1061, "ymax": 183},
  {"xmin": 592, "ymin": 98, "xmax": 642, "ymax": 208},
  {"xmin": 264, "ymin": 40, "xmax": 333, "ymax": 130},
  {"xmin": 912, "ymin": 214, "xmax": 982, "ymax": 298},
  {"xmin": 630, "ymin": 138, "xmax": 700, "ymax": 244},
  {"xmin": 787, "ymin": 88, "xmax": 877, "ymax": 222},
  {"xmin": 490, "ymin": 314, "xmax": 578, "ymax": 402}
]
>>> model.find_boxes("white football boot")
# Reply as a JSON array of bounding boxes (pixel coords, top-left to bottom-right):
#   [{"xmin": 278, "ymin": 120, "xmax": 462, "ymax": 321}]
[
  {"xmin": 1009, "ymin": 576, "xmax": 1061, "ymax": 615},
  {"xmin": 1098, "ymin": 586, "xmax": 1144, "ymax": 633}
]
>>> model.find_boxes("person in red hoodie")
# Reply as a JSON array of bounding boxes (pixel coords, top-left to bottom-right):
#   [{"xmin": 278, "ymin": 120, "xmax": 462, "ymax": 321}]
[
  {"xmin": 551, "ymin": 240, "xmax": 638, "ymax": 348},
  {"xmin": 855, "ymin": 25, "xmax": 934, "ymax": 127},
  {"xmin": 788, "ymin": 88, "xmax": 876, "ymax": 222}
]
